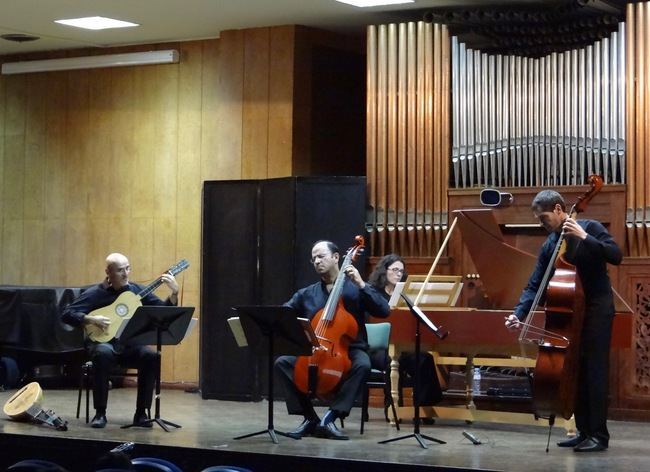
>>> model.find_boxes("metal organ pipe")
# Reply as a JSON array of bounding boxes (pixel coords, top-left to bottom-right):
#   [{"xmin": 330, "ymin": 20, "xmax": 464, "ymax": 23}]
[{"xmin": 450, "ymin": 22, "xmax": 626, "ymax": 188}]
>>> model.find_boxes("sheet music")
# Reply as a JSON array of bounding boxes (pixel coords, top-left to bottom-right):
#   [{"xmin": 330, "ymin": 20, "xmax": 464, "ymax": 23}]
[
  {"xmin": 183, "ymin": 318, "xmax": 198, "ymax": 341},
  {"xmin": 411, "ymin": 304, "xmax": 443, "ymax": 335},
  {"xmin": 115, "ymin": 318, "xmax": 131, "ymax": 340},
  {"xmin": 297, "ymin": 317, "xmax": 319, "ymax": 347},
  {"xmin": 388, "ymin": 282, "xmax": 405, "ymax": 308},
  {"xmin": 400, "ymin": 293, "xmax": 445, "ymax": 337},
  {"xmin": 227, "ymin": 317, "xmax": 248, "ymax": 347}
]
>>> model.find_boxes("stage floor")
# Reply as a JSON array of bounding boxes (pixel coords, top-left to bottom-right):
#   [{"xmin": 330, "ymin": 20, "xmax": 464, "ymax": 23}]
[{"xmin": 1, "ymin": 386, "xmax": 648, "ymax": 472}]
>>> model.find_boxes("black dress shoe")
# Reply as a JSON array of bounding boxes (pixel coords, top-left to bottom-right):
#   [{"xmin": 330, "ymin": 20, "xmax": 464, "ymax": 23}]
[
  {"xmin": 90, "ymin": 414, "xmax": 107, "ymax": 429},
  {"xmin": 315, "ymin": 422, "xmax": 349, "ymax": 440},
  {"xmin": 133, "ymin": 412, "xmax": 153, "ymax": 428},
  {"xmin": 574, "ymin": 437, "xmax": 607, "ymax": 452},
  {"xmin": 557, "ymin": 434, "xmax": 586, "ymax": 447},
  {"xmin": 287, "ymin": 419, "xmax": 318, "ymax": 439}
]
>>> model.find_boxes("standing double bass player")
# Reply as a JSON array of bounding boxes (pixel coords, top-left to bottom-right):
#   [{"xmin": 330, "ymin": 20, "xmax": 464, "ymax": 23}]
[
  {"xmin": 275, "ymin": 240, "xmax": 390, "ymax": 440},
  {"xmin": 505, "ymin": 189, "xmax": 622, "ymax": 452}
]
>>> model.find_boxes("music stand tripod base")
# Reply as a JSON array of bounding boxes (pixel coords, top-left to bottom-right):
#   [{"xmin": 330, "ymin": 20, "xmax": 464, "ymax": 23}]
[
  {"xmin": 380, "ymin": 294, "xmax": 447, "ymax": 448},
  {"xmin": 117, "ymin": 305, "xmax": 195, "ymax": 432},
  {"xmin": 121, "ymin": 412, "xmax": 182, "ymax": 432},
  {"xmin": 232, "ymin": 305, "xmax": 315, "ymax": 444},
  {"xmin": 379, "ymin": 432, "xmax": 446, "ymax": 449}
]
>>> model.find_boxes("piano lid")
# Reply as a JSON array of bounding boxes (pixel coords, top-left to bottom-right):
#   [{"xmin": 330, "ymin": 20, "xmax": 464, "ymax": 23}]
[
  {"xmin": 452, "ymin": 208, "xmax": 634, "ymax": 313},
  {"xmin": 453, "ymin": 208, "xmax": 537, "ymax": 309}
]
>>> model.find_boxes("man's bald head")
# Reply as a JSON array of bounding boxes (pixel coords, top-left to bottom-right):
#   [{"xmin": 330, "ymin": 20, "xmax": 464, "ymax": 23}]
[{"xmin": 105, "ymin": 253, "xmax": 130, "ymax": 289}]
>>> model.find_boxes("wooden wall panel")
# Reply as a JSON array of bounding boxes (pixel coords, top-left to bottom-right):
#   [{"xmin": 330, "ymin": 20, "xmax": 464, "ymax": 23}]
[
  {"xmin": 0, "ymin": 25, "xmax": 361, "ymax": 383},
  {"xmin": 211, "ymin": 34, "xmax": 242, "ymax": 181},
  {"xmin": 268, "ymin": 26, "xmax": 295, "ymax": 177},
  {"xmin": 153, "ymin": 62, "xmax": 179, "ymax": 219},
  {"xmin": 42, "ymin": 219, "xmax": 65, "ymax": 284},
  {"xmin": 0, "ymin": 28, "xmax": 308, "ymax": 383},
  {"xmin": 242, "ymin": 28, "xmax": 271, "ymax": 179},
  {"xmin": 177, "ymin": 39, "xmax": 204, "ymax": 382},
  {"xmin": 63, "ymin": 71, "xmax": 90, "ymax": 220},
  {"xmin": 110, "ymin": 68, "xmax": 136, "ymax": 218},
  {"xmin": 43, "ymin": 77, "xmax": 67, "ymax": 221},
  {"xmin": 23, "ymin": 219, "xmax": 44, "ymax": 285},
  {"xmin": 132, "ymin": 66, "xmax": 157, "ymax": 220},
  {"xmin": 2, "ymin": 218, "xmax": 23, "ymax": 282}
]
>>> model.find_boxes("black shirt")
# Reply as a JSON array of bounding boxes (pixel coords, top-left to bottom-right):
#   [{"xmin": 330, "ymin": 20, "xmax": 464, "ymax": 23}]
[
  {"xmin": 513, "ymin": 219, "xmax": 622, "ymax": 320},
  {"xmin": 285, "ymin": 278, "xmax": 390, "ymax": 349}
]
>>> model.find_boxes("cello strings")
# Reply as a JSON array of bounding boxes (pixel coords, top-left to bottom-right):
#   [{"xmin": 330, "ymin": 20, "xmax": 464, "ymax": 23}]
[{"xmin": 517, "ymin": 321, "xmax": 569, "ymax": 342}]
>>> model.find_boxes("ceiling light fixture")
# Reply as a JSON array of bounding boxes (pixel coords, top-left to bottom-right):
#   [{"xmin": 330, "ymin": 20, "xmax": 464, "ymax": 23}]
[
  {"xmin": 1, "ymin": 50, "xmax": 179, "ymax": 75},
  {"xmin": 335, "ymin": 0, "xmax": 414, "ymax": 7},
  {"xmin": 54, "ymin": 16, "xmax": 139, "ymax": 30}
]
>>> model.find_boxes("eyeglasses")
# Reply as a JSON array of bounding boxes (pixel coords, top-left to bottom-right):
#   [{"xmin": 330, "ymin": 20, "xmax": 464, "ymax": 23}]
[{"xmin": 388, "ymin": 267, "xmax": 404, "ymax": 274}]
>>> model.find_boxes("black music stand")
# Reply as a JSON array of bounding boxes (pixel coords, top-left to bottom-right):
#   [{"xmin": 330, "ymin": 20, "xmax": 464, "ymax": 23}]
[
  {"xmin": 119, "ymin": 305, "xmax": 195, "ymax": 432},
  {"xmin": 379, "ymin": 294, "xmax": 448, "ymax": 449},
  {"xmin": 232, "ymin": 305, "xmax": 316, "ymax": 444}
]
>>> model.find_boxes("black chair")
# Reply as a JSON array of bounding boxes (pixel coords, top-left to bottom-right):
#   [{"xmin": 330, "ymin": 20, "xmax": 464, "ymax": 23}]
[
  {"xmin": 361, "ymin": 322, "xmax": 399, "ymax": 434},
  {"xmin": 76, "ymin": 360, "xmax": 141, "ymax": 423}
]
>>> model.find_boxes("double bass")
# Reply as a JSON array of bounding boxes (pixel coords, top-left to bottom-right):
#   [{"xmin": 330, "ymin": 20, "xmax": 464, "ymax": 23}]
[
  {"xmin": 293, "ymin": 237, "xmax": 364, "ymax": 400},
  {"xmin": 518, "ymin": 175, "xmax": 603, "ymax": 424}
]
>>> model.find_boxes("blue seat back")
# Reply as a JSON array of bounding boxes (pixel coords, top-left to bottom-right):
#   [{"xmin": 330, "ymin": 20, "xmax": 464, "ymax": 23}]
[
  {"xmin": 131, "ymin": 457, "xmax": 182, "ymax": 472},
  {"xmin": 366, "ymin": 322, "xmax": 391, "ymax": 351},
  {"xmin": 8, "ymin": 459, "xmax": 68, "ymax": 472},
  {"xmin": 200, "ymin": 467, "xmax": 252, "ymax": 472}
]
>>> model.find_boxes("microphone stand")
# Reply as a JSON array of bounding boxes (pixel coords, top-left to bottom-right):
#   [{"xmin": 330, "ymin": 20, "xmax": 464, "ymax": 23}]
[{"xmin": 379, "ymin": 294, "xmax": 448, "ymax": 448}]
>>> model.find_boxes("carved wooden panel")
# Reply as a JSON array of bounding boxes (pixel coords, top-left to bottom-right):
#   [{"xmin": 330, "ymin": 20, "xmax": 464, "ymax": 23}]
[{"xmin": 634, "ymin": 278, "xmax": 650, "ymax": 394}]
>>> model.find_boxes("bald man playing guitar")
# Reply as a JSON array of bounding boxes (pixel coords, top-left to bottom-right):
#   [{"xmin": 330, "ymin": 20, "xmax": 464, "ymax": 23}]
[{"xmin": 62, "ymin": 253, "xmax": 181, "ymax": 428}]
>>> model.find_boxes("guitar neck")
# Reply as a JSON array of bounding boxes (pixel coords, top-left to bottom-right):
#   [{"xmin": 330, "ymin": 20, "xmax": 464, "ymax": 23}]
[
  {"xmin": 137, "ymin": 277, "xmax": 163, "ymax": 299},
  {"xmin": 135, "ymin": 259, "xmax": 188, "ymax": 300}
]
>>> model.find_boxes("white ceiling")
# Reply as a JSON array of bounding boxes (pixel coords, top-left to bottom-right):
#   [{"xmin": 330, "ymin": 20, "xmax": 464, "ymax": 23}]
[{"xmin": 0, "ymin": 0, "xmax": 536, "ymax": 56}]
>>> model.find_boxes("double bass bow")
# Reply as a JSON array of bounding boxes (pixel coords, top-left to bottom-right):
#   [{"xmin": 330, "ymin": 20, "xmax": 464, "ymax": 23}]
[
  {"xmin": 518, "ymin": 175, "xmax": 604, "ymax": 425},
  {"xmin": 293, "ymin": 236, "xmax": 364, "ymax": 400}
]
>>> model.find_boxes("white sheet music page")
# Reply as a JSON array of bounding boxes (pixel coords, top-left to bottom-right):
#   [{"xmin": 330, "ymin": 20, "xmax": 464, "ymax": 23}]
[
  {"xmin": 388, "ymin": 282, "xmax": 405, "ymax": 308},
  {"xmin": 412, "ymin": 304, "xmax": 442, "ymax": 335},
  {"xmin": 227, "ymin": 317, "xmax": 248, "ymax": 347}
]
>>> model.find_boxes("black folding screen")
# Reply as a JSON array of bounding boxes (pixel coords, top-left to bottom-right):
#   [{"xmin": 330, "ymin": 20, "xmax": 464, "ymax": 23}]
[{"xmin": 200, "ymin": 176, "xmax": 366, "ymax": 400}]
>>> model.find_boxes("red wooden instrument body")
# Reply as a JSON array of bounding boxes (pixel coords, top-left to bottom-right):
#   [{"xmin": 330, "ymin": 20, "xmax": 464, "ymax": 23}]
[
  {"xmin": 294, "ymin": 301, "xmax": 358, "ymax": 400},
  {"xmin": 532, "ymin": 259, "xmax": 585, "ymax": 419},
  {"xmin": 293, "ymin": 237, "xmax": 364, "ymax": 401}
]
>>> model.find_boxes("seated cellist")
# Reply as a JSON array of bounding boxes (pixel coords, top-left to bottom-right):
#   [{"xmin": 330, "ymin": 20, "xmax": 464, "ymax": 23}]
[{"xmin": 274, "ymin": 240, "xmax": 390, "ymax": 440}]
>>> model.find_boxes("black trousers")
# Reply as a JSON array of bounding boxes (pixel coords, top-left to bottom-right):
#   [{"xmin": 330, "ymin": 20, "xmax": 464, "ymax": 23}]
[
  {"xmin": 87, "ymin": 341, "xmax": 157, "ymax": 413},
  {"xmin": 397, "ymin": 351, "xmax": 443, "ymax": 406},
  {"xmin": 574, "ymin": 296, "xmax": 614, "ymax": 446},
  {"xmin": 275, "ymin": 348, "xmax": 370, "ymax": 419}
]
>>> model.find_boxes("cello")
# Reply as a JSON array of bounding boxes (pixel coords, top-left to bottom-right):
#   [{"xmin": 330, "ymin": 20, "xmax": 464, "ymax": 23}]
[
  {"xmin": 293, "ymin": 236, "xmax": 364, "ymax": 400},
  {"xmin": 518, "ymin": 175, "xmax": 603, "ymax": 426}
]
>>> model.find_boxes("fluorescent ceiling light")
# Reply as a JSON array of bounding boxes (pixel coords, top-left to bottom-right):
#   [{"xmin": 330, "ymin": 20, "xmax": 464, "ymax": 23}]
[
  {"xmin": 55, "ymin": 16, "xmax": 139, "ymax": 30},
  {"xmin": 335, "ymin": 0, "xmax": 414, "ymax": 6},
  {"xmin": 1, "ymin": 50, "xmax": 179, "ymax": 75}
]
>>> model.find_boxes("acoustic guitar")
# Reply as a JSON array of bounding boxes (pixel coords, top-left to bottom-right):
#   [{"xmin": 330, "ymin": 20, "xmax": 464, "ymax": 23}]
[
  {"xmin": 84, "ymin": 259, "xmax": 189, "ymax": 343},
  {"xmin": 3, "ymin": 382, "xmax": 68, "ymax": 431}
]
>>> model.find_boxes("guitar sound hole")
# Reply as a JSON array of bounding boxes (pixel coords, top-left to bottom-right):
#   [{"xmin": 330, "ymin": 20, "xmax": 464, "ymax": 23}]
[{"xmin": 116, "ymin": 304, "xmax": 129, "ymax": 317}]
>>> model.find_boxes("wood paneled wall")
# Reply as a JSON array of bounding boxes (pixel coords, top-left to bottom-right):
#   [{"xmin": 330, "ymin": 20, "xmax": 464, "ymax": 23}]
[{"xmin": 0, "ymin": 25, "xmax": 325, "ymax": 383}]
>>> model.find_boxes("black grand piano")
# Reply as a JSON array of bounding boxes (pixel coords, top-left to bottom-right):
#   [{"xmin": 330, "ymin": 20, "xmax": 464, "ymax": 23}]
[{"xmin": 0, "ymin": 286, "xmax": 86, "ymax": 387}]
